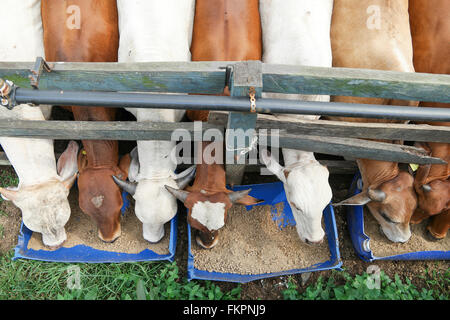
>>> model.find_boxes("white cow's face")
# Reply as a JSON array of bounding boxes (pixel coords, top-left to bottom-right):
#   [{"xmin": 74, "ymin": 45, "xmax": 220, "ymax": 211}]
[
  {"xmin": 0, "ymin": 140, "xmax": 79, "ymax": 248},
  {"xmin": 17, "ymin": 182, "xmax": 71, "ymax": 247},
  {"xmin": 261, "ymin": 149, "xmax": 332, "ymax": 244},
  {"xmin": 283, "ymin": 165, "xmax": 332, "ymax": 243},
  {"xmin": 112, "ymin": 149, "xmax": 197, "ymax": 244},
  {"xmin": 132, "ymin": 179, "xmax": 179, "ymax": 243},
  {"xmin": 1, "ymin": 178, "xmax": 75, "ymax": 248}
]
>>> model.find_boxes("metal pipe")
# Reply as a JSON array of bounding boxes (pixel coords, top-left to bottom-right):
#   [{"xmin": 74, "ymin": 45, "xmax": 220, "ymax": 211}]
[{"xmin": 14, "ymin": 87, "xmax": 450, "ymax": 121}]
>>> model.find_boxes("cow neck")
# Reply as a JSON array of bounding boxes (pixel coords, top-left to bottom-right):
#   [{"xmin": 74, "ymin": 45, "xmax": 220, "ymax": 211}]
[
  {"xmin": 82, "ymin": 140, "xmax": 119, "ymax": 169},
  {"xmin": 357, "ymin": 159, "xmax": 400, "ymax": 190},
  {"xmin": 188, "ymin": 141, "xmax": 227, "ymax": 194},
  {"xmin": 190, "ymin": 162, "xmax": 227, "ymax": 195},
  {"xmin": 0, "ymin": 137, "xmax": 59, "ymax": 187}
]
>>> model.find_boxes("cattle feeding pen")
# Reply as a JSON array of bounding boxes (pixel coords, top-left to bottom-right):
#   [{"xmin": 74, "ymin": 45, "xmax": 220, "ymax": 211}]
[{"xmin": 0, "ymin": 58, "xmax": 450, "ymax": 184}]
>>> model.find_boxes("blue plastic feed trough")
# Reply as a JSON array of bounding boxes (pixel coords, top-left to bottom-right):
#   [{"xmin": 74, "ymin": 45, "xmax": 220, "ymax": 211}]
[
  {"xmin": 346, "ymin": 174, "xmax": 450, "ymax": 262},
  {"xmin": 187, "ymin": 182, "xmax": 343, "ymax": 283},
  {"xmin": 13, "ymin": 191, "xmax": 178, "ymax": 263}
]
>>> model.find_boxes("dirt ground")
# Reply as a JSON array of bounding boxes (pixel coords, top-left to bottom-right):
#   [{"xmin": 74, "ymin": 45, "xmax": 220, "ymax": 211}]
[{"xmin": 0, "ymin": 166, "xmax": 448, "ymax": 300}]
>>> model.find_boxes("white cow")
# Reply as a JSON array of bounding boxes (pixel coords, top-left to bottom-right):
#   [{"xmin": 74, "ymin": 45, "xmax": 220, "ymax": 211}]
[
  {"xmin": 115, "ymin": 0, "xmax": 196, "ymax": 243},
  {"xmin": 0, "ymin": 0, "xmax": 78, "ymax": 248},
  {"xmin": 259, "ymin": 0, "xmax": 334, "ymax": 244}
]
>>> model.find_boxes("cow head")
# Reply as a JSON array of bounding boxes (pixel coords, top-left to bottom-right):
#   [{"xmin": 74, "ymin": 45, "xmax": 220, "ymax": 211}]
[
  {"xmin": 0, "ymin": 141, "xmax": 79, "ymax": 248},
  {"xmin": 164, "ymin": 186, "xmax": 259, "ymax": 249},
  {"xmin": 112, "ymin": 147, "xmax": 196, "ymax": 243},
  {"xmin": 335, "ymin": 171, "xmax": 417, "ymax": 243},
  {"xmin": 412, "ymin": 164, "xmax": 450, "ymax": 223},
  {"xmin": 77, "ymin": 146, "xmax": 129, "ymax": 243},
  {"xmin": 260, "ymin": 149, "xmax": 332, "ymax": 244}
]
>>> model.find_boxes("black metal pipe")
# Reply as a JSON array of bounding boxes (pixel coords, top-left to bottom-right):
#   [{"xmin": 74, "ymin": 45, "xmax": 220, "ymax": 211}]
[{"xmin": 14, "ymin": 87, "xmax": 450, "ymax": 121}]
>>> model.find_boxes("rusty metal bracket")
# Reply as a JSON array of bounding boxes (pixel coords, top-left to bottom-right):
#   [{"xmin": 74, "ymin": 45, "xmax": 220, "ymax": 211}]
[
  {"xmin": 0, "ymin": 78, "xmax": 17, "ymax": 110},
  {"xmin": 29, "ymin": 57, "xmax": 52, "ymax": 89}
]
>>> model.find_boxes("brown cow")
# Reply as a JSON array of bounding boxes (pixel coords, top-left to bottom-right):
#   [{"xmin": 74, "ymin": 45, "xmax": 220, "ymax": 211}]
[
  {"xmin": 166, "ymin": 0, "xmax": 262, "ymax": 249},
  {"xmin": 330, "ymin": 0, "xmax": 419, "ymax": 243},
  {"xmin": 409, "ymin": 0, "xmax": 450, "ymax": 239},
  {"xmin": 166, "ymin": 142, "xmax": 260, "ymax": 248},
  {"xmin": 41, "ymin": 0, "xmax": 129, "ymax": 242}
]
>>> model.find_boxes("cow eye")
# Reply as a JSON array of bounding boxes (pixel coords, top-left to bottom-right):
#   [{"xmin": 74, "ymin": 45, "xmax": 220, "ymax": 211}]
[
  {"xmin": 290, "ymin": 202, "xmax": 301, "ymax": 211},
  {"xmin": 379, "ymin": 211, "xmax": 400, "ymax": 224}
]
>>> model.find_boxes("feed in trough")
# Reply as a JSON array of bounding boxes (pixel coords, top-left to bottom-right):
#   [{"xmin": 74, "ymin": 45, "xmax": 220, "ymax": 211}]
[
  {"xmin": 27, "ymin": 191, "xmax": 170, "ymax": 255},
  {"xmin": 191, "ymin": 204, "xmax": 331, "ymax": 275}
]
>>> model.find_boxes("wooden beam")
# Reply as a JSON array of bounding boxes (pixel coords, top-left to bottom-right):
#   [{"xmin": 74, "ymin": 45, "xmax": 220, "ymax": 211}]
[
  {"xmin": 263, "ymin": 64, "xmax": 450, "ymax": 103},
  {"xmin": 0, "ymin": 119, "xmax": 223, "ymax": 141},
  {"xmin": 209, "ymin": 111, "xmax": 445, "ymax": 165},
  {"xmin": 209, "ymin": 111, "xmax": 450, "ymax": 143},
  {"xmin": 1, "ymin": 61, "xmax": 449, "ymax": 103},
  {"xmin": 262, "ymin": 132, "xmax": 444, "ymax": 165},
  {"xmin": 0, "ymin": 151, "xmax": 358, "ymax": 174},
  {"xmin": 0, "ymin": 61, "xmax": 228, "ymax": 94}
]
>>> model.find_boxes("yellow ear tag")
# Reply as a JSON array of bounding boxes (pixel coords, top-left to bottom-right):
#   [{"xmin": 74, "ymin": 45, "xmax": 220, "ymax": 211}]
[
  {"xmin": 82, "ymin": 150, "xmax": 87, "ymax": 156},
  {"xmin": 409, "ymin": 163, "xmax": 419, "ymax": 172}
]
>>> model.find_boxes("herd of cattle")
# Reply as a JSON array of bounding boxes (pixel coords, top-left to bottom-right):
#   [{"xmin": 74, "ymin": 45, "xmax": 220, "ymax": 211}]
[{"xmin": 0, "ymin": 0, "xmax": 448, "ymax": 252}]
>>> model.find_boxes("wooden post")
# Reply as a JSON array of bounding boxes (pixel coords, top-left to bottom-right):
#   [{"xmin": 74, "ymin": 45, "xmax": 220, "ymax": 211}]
[{"xmin": 225, "ymin": 61, "xmax": 263, "ymax": 186}]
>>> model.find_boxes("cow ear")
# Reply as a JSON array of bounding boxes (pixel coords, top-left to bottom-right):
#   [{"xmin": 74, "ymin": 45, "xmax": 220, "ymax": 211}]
[
  {"xmin": 127, "ymin": 147, "xmax": 140, "ymax": 182},
  {"xmin": 57, "ymin": 141, "xmax": 79, "ymax": 181},
  {"xmin": 333, "ymin": 190, "xmax": 372, "ymax": 206},
  {"xmin": 118, "ymin": 153, "xmax": 131, "ymax": 180},
  {"xmin": 77, "ymin": 148, "xmax": 88, "ymax": 173},
  {"xmin": 235, "ymin": 195, "xmax": 264, "ymax": 206},
  {"xmin": 260, "ymin": 148, "xmax": 286, "ymax": 183},
  {"xmin": 0, "ymin": 187, "xmax": 19, "ymax": 201},
  {"xmin": 414, "ymin": 164, "xmax": 432, "ymax": 192}
]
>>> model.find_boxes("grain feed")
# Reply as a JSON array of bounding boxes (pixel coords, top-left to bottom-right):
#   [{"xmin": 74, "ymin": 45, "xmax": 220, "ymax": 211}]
[{"xmin": 192, "ymin": 203, "xmax": 331, "ymax": 275}]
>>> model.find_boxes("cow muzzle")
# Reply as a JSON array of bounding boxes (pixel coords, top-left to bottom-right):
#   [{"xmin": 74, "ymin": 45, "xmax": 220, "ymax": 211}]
[
  {"xmin": 196, "ymin": 230, "xmax": 219, "ymax": 249},
  {"xmin": 42, "ymin": 227, "xmax": 67, "ymax": 250}
]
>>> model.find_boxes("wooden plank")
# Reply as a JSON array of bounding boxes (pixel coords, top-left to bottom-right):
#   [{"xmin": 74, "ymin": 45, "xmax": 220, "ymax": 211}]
[
  {"xmin": 263, "ymin": 64, "xmax": 450, "ymax": 103},
  {"xmin": 0, "ymin": 151, "xmax": 357, "ymax": 174},
  {"xmin": 209, "ymin": 111, "xmax": 445, "ymax": 164},
  {"xmin": 209, "ymin": 111, "xmax": 450, "ymax": 143},
  {"xmin": 0, "ymin": 61, "xmax": 228, "ymax": 94},
  {"xmin": 226, "ymin": 61, "xmax": 262, "ymax": 186},
  {"xmin": 0, "ymin": 120, "xmax": 223, "ymax": 141},
  {"xmin": 1, "ymin": 61, "xmax": 449, "ymax": 103},
  {"xmin": 262, "ymin": 132, "xmax": 445, "ymax": 165}
]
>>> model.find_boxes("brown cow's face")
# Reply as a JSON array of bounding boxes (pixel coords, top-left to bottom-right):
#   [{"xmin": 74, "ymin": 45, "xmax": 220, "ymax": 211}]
[
  {"xmin": 165, "ymin": 186, "xmax": 258, "ymax": 249},
  {"xmin": 77, "ymin": 167, "xmax": 125, "ymax": 243},
  {"xmin": 336, "ymin": 172, "xmax": 417, "ymax": 243},
  {"xmin": 414, "ymin": 179, "xmax": 450, "ymax": 219},
  {"xmin": 185, "ymin": 192, "xmax": 233, "ymax": 249},
  {"xmin": 366, "ymin": 172, "xmax": 417, "ymax": 243}
]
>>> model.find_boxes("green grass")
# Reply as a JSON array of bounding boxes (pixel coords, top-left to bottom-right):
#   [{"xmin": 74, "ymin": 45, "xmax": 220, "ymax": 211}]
[
  {"xmin": 0, "ymin": 251, "xmax": 241, "ymax": 300},
  {"xmin": 1, "ymin": 249, "xmax": 448, "ymax": 300},
  {"xmin": 282, "ymin": 268, "xmax": 450, "ymax": 300}
]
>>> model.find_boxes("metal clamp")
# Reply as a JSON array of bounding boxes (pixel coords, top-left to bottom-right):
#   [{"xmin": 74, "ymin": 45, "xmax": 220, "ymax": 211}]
[
  {"xmin": 0, "ymin": 78, "xmax": 17, "ymax": 110},
  {"xmin": 29, "ymin": 56, "xmax": 52, "ymax": 89}
]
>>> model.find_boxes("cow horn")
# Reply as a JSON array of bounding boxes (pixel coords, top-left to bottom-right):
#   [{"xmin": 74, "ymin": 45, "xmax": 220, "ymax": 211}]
[
  {"xmin": 164, "ymin": 185, "xmax": 190, "ymax": 203},
  {"xmin": 0, "ymin": 187, "xmax": 19, "ymax": 201},
  {"xmin": 333, "ymin": 191, "xmax": 371, "ymax": 206},
  {"xmin": 422, "ymin": 184, "xmax": 432, "ymax": 192},
  {"xmin": 175, "ymin": 165, "xmax": 196, "ymax": 189},
  {"xmin": 112, "ymin": 175, "xmax": 137, "ymax": 196},
  {"xmin": 228, "ymin": 189, "xmax": 252, "ymax": 203},
  {"xmin": 367, "ymin": 188, "xmax": 386, "ymax": 202}
]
